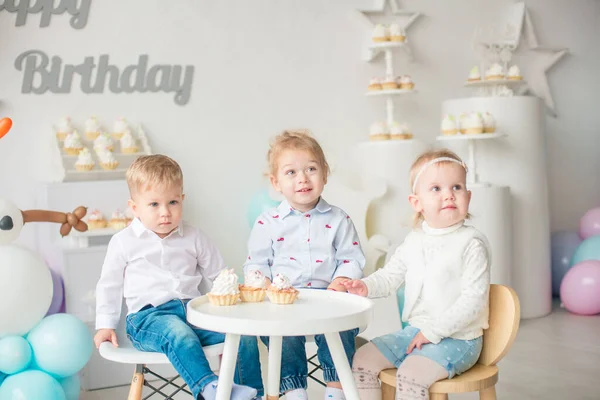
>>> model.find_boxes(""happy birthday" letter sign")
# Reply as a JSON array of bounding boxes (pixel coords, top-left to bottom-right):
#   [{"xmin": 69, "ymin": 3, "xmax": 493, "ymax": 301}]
[{"xmin": 14, "ymin": 50, "xmax": 195, "ymax": 106}]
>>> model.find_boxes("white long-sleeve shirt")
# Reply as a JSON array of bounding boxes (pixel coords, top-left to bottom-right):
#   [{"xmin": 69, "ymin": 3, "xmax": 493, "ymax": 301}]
[
  {"xmin": 95, "ymin": 218, "xmax": 226, "ymax": 330},
  {"xmin": 363, "ymin": 221, "xmax": 491, "ymax": 344}
]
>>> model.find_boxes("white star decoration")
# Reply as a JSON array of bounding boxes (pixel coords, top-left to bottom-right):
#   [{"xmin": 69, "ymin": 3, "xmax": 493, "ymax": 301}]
[
  {"xmin": 356, "ymin": 0, "xmax": 421, "ymax": 62},
  {"xmin": 511, "ymin": 4, "xmax": 569, "ymax": 116}
]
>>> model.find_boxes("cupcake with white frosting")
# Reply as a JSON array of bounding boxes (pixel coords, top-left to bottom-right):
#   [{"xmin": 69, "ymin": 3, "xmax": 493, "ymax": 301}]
[
  {"xmin": 482, "ymin": 112, "xmax": 496, "ymax": 133},
  {"xmin": 507, "ymin": 65, "xmax": 522, "ymax": 80},
  {"xmin": 382, "ymin": 75, "xmax": 398, "ymax": 90},
  {"xmin": 485, "ymin": 63, "xmax": 505, "ymax": 80},
  {"xmin": 462, "ymin": 112, "xmax": 484, "ymax": 134},
  {"xmin": 112, "ymin": 117, "xmax": 128, "ymax": 140},
  {"xmin": 64, "ymin": 130, "xmax": 83, "ymax": 155},
  {"xmin": 109, "ymin": 209, "xmax": 128, "ymax": 230},
  {"xmin": 267, "ymin": 273, "xmax": 299, "ymax": 305},
  {"xmin": 368, "ymin": 77, "xmax": 382, "ymax": 91},
  {"xmin": 56, "ymin": 117, "xmax": 73, "ymax": 141},
  {"xmin": 390, "ymin": 121, "xmax": 412, "ymax": 140},
  {"xmin": 369, "ymin": 121, "xmax": 390, "ymax": 141},
  {"xmin": 75, "ymin": 147, "xmax": 94, "ymax": 171},
  {"xmin": 389, "ymin": 24, "xmax": 405, "ymax": 42},
  {"xmin": 208, "ymin": 269, "xmax": 240, "ymax": 306},
  {"xmin": 94, "ymin": 133, "xmax": 114, "ymax": 153},
  {"xmin": 467, "ymin": 66, "xmax": 481, "ymax": 82},
  {"xmin": 120, "ymin": 130, "xmax": 138, "ymax": 154},
  {"xmin": 372, "ymin": 24, "xmax": 388, "ymax": 42},
  {"xmin": 398, "ymin": 75, "xmax": 414, "ymax": 90},
  {"xmin": 239, "ymin": 270, "xmax": 268, "ymax": 303},
  {"xmin": 85, "ymin": 116, "xmax": 101, "ymax": 140},
  {"xmin": 441, "ymin": 115, "xmax": 458, "ymax": 136},
  {"xmin": 86, "ymin": 209, "xmax": 107, "ymax": 230},
  {"xmin": 97, "ymin": 150, "xmax": 119, "ymax": 170}
]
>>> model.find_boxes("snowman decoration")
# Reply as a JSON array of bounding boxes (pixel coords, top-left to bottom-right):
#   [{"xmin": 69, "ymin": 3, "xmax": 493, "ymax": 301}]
[{"xmin": 0, "ymin": 198, "xmax": 93, "ymax": 400}]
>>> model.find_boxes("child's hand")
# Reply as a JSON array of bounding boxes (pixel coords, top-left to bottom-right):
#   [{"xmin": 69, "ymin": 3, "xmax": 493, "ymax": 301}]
[
  {"xmin": 327, "ymin": 278, "xmax": 349, "ymax": 292},
  {"xmin": 341, "ymin": 279, "xmax": 368, "ymax": 297},
  {"xmin": 406, "ymin": 331, "xmax": 431, "ymax": 354},
  {"xmin": 94, "ymin": 328, "xmax": 118, "ymax": 349}
]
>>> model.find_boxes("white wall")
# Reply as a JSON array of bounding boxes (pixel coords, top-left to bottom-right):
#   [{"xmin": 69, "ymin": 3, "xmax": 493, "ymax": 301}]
[{"xmin": 0, "ymin": 0, "xmax": 597, "ymax": 267}]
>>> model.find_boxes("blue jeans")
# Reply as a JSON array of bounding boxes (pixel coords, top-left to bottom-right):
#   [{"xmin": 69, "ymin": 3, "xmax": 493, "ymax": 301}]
[
  {"xmin": 236, "ymin": 328, "xmax": 359, "ymax": 395},
  {"xmin": 126, "ymin": 299, "xmax": 227, "ymax": 399}
]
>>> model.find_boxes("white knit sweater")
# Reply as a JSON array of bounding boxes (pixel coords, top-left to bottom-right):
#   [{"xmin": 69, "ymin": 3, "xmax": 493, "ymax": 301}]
[{"xmin": 363, "ymin": 221, "xmax": 491, "ymax": 344}]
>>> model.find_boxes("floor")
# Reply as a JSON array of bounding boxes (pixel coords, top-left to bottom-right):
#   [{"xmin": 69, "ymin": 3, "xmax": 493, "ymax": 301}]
[{"xmin": 80, "ymin": 301, "xmax": 600, "ymax": 399}]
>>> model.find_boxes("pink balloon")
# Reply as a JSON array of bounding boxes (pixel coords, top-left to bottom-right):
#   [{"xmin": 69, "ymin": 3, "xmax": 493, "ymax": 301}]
[
  {"xmin": 579, "ymin": 207, "xmax": 600, "ymax": 240},
  {"xmin": 560, "ymin": 260, "xmax": 600, "ymax": 315}
]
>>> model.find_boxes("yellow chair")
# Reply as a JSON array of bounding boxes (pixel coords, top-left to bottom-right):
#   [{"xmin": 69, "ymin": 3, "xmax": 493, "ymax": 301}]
[{"xmin": 379, "ymin": 284, "xmax": 520, "ymax": 400}]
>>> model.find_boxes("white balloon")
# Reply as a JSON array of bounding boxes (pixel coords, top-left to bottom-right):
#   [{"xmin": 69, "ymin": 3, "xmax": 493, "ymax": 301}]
[
  {"xmin": 0, "ymin": 245, "xmax": 53, "ymax": 338},
  {"xmin": 0, "ymin": 199, "xmax": 24, "ymax": 245}
]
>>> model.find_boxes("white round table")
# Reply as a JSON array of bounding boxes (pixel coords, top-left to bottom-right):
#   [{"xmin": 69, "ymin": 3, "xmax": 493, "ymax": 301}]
[{"xmin": 187, "ymin": 289, "xmax": 374, "ymax": 400}]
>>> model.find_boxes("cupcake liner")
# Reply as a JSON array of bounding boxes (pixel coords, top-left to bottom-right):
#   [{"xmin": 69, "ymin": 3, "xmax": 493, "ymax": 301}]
[
  {"xmin": 75, "ymin": 164, "xmax": 94, "ymax": 171},
  {"xmin": 101, "ymin": 161, "xmax": 120, "ymax": 170},
  {"xmin": 267, "ymin": 288, "xmax": 299, "ymax": 305},
  {"xmin": 88, "ymin": 220, "xmax": 107, "ymax": 230},
  {"xmin": 239, "ymin": 286, "xmax": 267, "ymax": 303},
  {"xmin": 207, "ymin": 293, "xmax": 239, "ymax": 306}
]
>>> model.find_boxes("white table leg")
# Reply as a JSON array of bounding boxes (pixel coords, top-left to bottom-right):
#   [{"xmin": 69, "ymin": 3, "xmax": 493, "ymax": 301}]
[
  {"xmin": 324, "ymin": 332, "xmax": 360, "ymax": 400},
  {"xmin": 267, "ymin": 335, "xmax": 282, "ymax": 400},
  {"xmin": 215, "ymin": 333, "xmax": 240, "ymax": 400}
]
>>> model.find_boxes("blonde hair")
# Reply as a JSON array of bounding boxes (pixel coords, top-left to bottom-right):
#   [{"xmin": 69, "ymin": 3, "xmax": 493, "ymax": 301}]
[
  {"xmin": 126, "ymin": 154, "xmax": 183, "ymax": 196},
  {"xmin": 267, "ymin": 129, "xmax": 330, "ymax": 178},
  {"xmin": 409, "ymin": 149, "xmax": 470, "ymax": 226}
]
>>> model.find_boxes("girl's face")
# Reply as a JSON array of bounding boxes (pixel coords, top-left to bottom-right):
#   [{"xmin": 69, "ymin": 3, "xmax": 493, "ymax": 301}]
[
  {"xmin": 409, "ymin": 162, "xmax": 471, "ymax": 229},
  {"xmin": 270, "ymin": 149, "xmax": 326, "ymax": 212}
]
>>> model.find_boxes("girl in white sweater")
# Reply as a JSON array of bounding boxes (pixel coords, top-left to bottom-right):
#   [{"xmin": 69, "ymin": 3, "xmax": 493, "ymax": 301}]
[{"xmin": 342, "ymin": 149, "xmax": 491, "ymax": 400}]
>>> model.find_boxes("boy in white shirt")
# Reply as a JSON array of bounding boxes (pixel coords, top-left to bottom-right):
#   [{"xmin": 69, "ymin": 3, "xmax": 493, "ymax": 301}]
[
  {"xmin": 343, "ymin": 149, "xmax": 491, "ymax": 400},
  {"xmin": 94, "ymin": 155, "xmax": 257, "ymax": 400}
]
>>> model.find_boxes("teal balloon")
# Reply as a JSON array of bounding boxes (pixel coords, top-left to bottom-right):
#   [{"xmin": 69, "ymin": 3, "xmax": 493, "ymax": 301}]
[
  {"xmin": 247, "ymin": 189, "xmax": 280, "ymax": 227},
  {"xmin": 0, "ymin": 336, "xmax": 32, "ymax": 374},
  {"xmin": 571, "ymin": 236, "xmax": 600, "ymax": 266},
  {"xmin": 396, "ymin": 286, "xmax": 408, "ymax": 329},
  {"xmin": 0, "ymin": 372, "xmax": 6, "ymax": 386},
  {"xmin": 26, "ymin": 314, "xmax": 93, "ymax": 378},
  {"xmin": 0, "ymin": 370, "xmax": 66, "ymax": 400},
  {"xmin": 59, "ymin": 374, "xmax": 80, "ymax": 400}
]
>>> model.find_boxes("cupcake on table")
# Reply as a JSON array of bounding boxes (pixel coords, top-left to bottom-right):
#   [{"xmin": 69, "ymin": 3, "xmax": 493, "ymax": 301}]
[
  {"xmin": 381, "ymin": 75, "xmax": 398, "ymax": 90},
  {"xmin": 482, "ymin": 112, "xmax": 496, "ymax": 133},
  {"xmin": 64, "ymin": 130, "xmax": 83, "ymax": 155},
  {"xmin": 267, "ymin": 273, "xmax": 299, "ymax": 305},
  {"xmin": 75, "ymin": 148, "xmax": 95, "ymax": 171},
  {"xmin": 390, "ymin": 121, "xmax": 413, "ymax": 140},
  {"xmin": 85, "ymin": 116, "xmax": 101, "ymax": 140},
  {"xmin": 207, "ymin": 269, "xmax": 240, "ymax": 306},
  {"xmin": 239, "ymin": 270, "xmax": 267, "ymax": 303},
  {"xmin": 462, "ymin": 112, "xmax": 484, "ymax": 134},
  {"xmin": 56, "ymin": 117, "xmax": 73, "ymax": 141},
  {"xmin": 87, "ymin": 209, "xmax": 107, "ymax": 230},
  {"xmin": 112, "ymin": 117, "xmax": 129, "ymax": 140},
  {"xmin": 369, "ymin": 121, "xmax": 390, "ymax": 141}
]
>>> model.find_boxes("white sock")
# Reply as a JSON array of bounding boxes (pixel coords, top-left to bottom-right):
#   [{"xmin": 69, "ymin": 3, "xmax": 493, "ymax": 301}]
[
  {"xmin": 201, "ymin": 380, "xmax": 258, "ymax": 400},
  {"xmin": 324, "ymin": 387, "xmax": 345, "ymax": 400},
  {"xmin": 285, "ymin": 388, "xmax": 308, "ymax": 399}
]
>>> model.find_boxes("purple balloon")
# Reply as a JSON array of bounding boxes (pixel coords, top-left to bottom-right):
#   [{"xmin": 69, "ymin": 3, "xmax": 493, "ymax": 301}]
[
  {"xmin": 579, "ymin": 207, "xmax": 600, "ymax": 240},
  {"xmin": 560, "ymin": 260, "xmax": 600, "ymax": 315},
  {"xmin": 46, "ymin": 268, "xmax": 65, "ymax": 316},
  {"xmin": 551, "ymin": 231, "xmax": 582, "ymax": 296}
]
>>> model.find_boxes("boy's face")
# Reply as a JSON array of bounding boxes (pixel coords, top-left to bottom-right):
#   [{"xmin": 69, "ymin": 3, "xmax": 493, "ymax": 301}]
[
  {"xmin": 409, "ymin": 163, "xmax": 471, "ymax": 229},
  {"xmin": 128, "ymin": 184, "xmax": 184, "ymax": 238},
  {"xmin": 270, "ymin": 149, "xmax": 326, "ymax": 212}
]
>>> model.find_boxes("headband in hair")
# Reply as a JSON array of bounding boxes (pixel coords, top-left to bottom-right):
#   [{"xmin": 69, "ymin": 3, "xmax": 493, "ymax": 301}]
[{"xmin": 411, "ymin": 157, "xmax": 467, "ymax": 194}]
